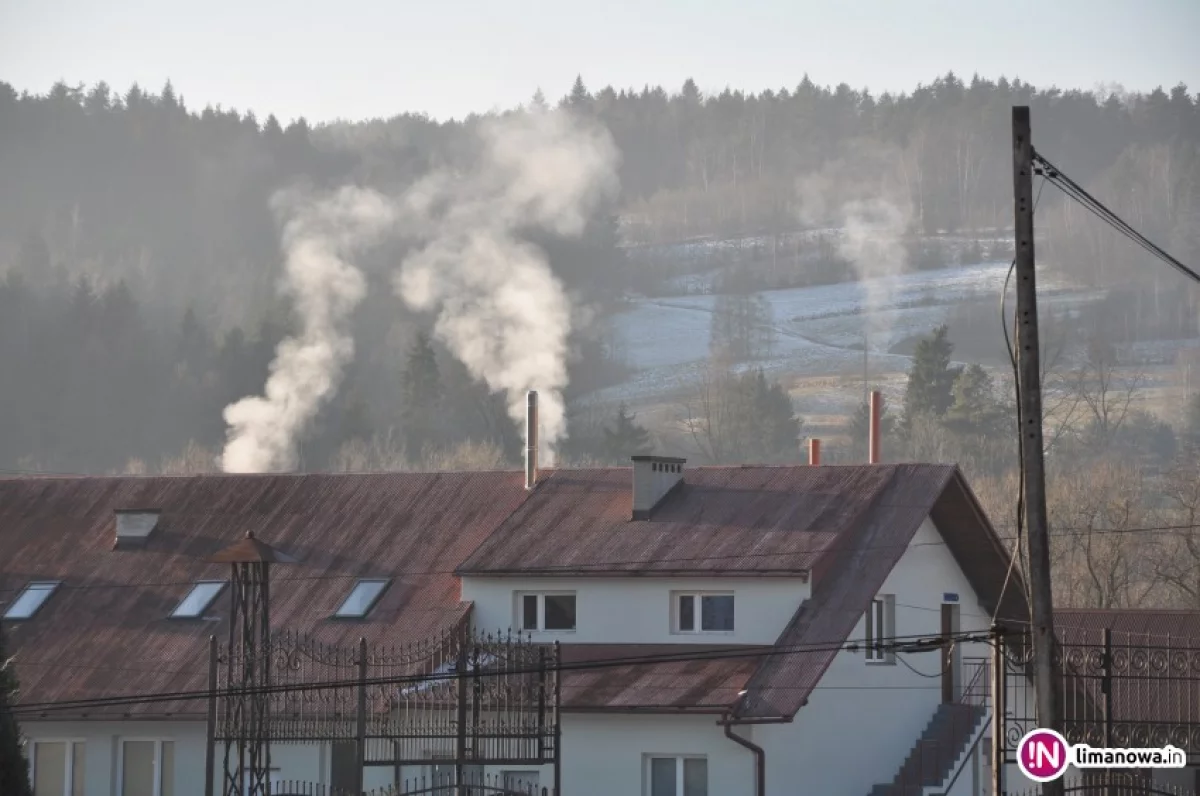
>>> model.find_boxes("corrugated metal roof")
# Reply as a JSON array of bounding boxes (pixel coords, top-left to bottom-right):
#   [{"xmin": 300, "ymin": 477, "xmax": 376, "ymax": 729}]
[
  {"xmin": 558, "ymin": 644, "xmax": 764, "ymax": 712},
  {"xmin": 0, "ymin": 471, "xmax": 530, "ymax": 718},
  {"xmin": 0, "ymin": 463, "xmax": 1023, "ymax": 721},
  {"xmin": 458, "ymin": 465, "xmax": 904, "ymax": 576}
]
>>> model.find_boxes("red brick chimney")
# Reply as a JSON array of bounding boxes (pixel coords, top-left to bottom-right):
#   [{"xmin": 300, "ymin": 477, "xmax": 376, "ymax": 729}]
[
  {"xmin": 869, "ymin": 390, "xmax": 882, "ymax": 465},
  {"xmin": 808, "ymin": 438, "xmax": 821, "ymax": 466}
]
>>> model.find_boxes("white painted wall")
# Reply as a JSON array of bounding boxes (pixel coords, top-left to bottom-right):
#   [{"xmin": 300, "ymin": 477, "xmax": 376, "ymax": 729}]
[
  {"xmin": 21, "ymin": 721, "xmax": 381, "ymax": 796},
  {"xmin": 461, "ymin": 576, "xmax": 809, "ymax": 645},
  {"xmin": 756, "ymin": 517, "xmax": 995, "ymax": 796}
]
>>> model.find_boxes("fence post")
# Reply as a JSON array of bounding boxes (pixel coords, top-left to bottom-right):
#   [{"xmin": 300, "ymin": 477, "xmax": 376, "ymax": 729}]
[
  {"xmin": 1102, "ymin": 628, "xmax": 1114, "ymax": 796},
  {"xmin": 206, "ymin": 635, "xmax": 218, "ymax": 796},
  {"xmin": 356, "ymin": 637, "xmax": 367, "ymax": 796},
  {"xmin": 456, "ymin": 635, "xmax": 468, "ymax": 795},
  {"xmin": 991, "ymin": 624, "xmax": 1006, "ymax": 796},
  {"xmin": 553, "ymin": 640, "xmax": 562, "ymax": 796}
]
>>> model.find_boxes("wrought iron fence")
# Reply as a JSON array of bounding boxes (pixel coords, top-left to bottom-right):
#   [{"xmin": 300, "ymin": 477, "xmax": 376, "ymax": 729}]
[
  {"xmin": 272, "ymin": 770, "xmax": 551, "ymax": 796},
  {"xmin": 1004, "ymin": 628, "xmax": 1200, "ymax": 761}
]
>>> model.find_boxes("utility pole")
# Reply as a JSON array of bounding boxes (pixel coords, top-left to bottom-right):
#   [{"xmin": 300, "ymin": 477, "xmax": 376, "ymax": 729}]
[{"xmin": 1012, "ymin": 105, "xmax": 1062, "ymax": 796}]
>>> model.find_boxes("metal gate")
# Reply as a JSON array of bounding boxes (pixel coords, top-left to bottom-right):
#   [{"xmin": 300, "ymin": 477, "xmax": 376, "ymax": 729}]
[{"xmin": 207, "ymin": 625, "xmax": 561, "ymax": 796}]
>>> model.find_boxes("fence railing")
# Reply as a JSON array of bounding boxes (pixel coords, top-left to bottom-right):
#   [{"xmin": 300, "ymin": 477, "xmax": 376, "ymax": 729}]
[{"xmin": 271, "ymin": 772, "xmax": 551, "ymax": 796}]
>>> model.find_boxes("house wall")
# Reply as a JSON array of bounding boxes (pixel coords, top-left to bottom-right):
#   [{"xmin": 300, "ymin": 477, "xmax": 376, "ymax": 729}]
[
  {"xmin": 20, "ymin": 721, "xmax": 395, "ymax": 796},
  {"xmin": 756, "ymin": 517, "xmax": 996, "ymax": 796},
  {"xmin": 461, "ymin": 576, "xmax": 810, "ymax": 645}
]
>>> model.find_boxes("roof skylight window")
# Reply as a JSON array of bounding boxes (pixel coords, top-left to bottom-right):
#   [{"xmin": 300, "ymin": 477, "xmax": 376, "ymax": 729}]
[
  {"xmin": 3, "ymin": 581, "xmax": 60, "ymax": 620},
  {"xmin": 334, "ymin": 579, "xmax": 390, "ymax": 619},
  {"xmin": 171, "ymin": 581, "xmax": 226, "ymax": 619}
]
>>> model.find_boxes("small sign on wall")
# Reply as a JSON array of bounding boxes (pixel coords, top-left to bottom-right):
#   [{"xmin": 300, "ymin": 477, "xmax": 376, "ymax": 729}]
[{"xmin": 943, "ymin": 592, "xmax": 959, "ymax": 603}]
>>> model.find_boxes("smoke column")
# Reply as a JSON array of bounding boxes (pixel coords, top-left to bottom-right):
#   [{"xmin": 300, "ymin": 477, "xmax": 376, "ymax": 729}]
[
  {"xmin": 393, "ymin": 109, "xmax": 619, "ymax": 464},
  {"xmin": 221, "ymin": 187, "xmax": 395, "ymax": 473}
]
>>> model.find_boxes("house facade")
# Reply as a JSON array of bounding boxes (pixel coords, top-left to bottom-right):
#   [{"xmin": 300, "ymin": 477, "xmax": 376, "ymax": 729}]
[{"xmin": 4, "ymin": 450, "xmax": 1032, "ymax": 796}]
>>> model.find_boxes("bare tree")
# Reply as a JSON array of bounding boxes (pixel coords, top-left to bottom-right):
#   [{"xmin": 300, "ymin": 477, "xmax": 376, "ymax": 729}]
[
  {"xmin": 329, "ymin": 428, "xmax": 408, "ymax": 472},
  {"xmin": 681, "ymin": 358, "xmax": 753, "ymax": 463},
  {"xmin": 1047, "ymin": 457, "xmax": 1162, "ymax": 608},
  {"xmin": 1154, "ymin": 456, "xmax": 1200, "ymax": 608},
  {"xmin": 421, "ymin": 439, "xmax": 506, "ymax": 471},
  {"xmin": 1073, "ymin": 326, "xmax": 1146, "ymax": 449}
]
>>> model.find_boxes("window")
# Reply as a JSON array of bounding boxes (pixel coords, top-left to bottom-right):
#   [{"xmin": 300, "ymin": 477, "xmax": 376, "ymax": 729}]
[
  {"xmin": 119, "ymin": 739, "xmax": 174, "ymax": 796},
  {"xmin": 334, "ymin": 579, "xmax": 390, "ymax": 618},
  {"xmin": 170, "ymin": 581, "xmax": 225, "ymax": 619},
  {"xmin": 647, "ymin": 756, "xmax": 707, "ymax": 796},
  {"xmin": 4, "ymin": 581, "xmax": 60, "ymax": 620},
  {"xmin": 517, "ymin": 592, "xmax": 576, "ymax": 632},
  {"xmin": 865, "ymin": 594, "xmax": 895, "ymax": 663},
  {"xmin": 674, "ymin": 593, "xmax": 734, "ymax": 633},
  {"xmin": 31, "ymin": 740, "xmax": 84, "ymax": 796}
]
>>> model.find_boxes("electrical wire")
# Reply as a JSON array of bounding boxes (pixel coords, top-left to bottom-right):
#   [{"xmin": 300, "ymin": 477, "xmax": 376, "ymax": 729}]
[
  {"xmin": 8, "ymin": 627, "xmax": 1003, "ymax": 716},
  {"xmin": 1033, "ymin": 151, "xmax": 1200, "ymax": 286}
]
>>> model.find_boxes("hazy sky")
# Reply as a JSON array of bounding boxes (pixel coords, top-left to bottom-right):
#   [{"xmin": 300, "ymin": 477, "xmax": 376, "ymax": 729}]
[{"xmin": 4, "ymin": 0, "xmax": 1198, "ymax": 124}]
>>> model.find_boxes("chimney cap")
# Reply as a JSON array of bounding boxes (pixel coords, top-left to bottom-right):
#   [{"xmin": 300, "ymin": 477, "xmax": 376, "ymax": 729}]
[{"xmin": 630, "ymin": 455, "xmax": 686, "ymax": 465}]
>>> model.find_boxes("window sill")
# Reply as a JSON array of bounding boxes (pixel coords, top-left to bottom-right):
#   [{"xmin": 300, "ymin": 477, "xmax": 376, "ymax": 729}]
[
  {"xmin": 865, "ymin": 658, "xmax": 896, "ymax": 666},
  {"xmin": 522, "ymin": 629, "xmax": 577, "ymax": 634},
  {"xmin": 672, "ymin": 630, "xmax": 736, "ymax": 636}
]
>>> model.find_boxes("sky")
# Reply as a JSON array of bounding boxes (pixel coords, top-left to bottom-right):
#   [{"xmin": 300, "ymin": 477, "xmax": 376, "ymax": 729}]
[{"xmin": 3, "ymin": 0, "xmax": 1198, "ymax": 125}]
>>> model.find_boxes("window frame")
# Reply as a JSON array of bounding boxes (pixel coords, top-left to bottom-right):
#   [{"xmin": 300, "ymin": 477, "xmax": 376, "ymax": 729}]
[
  {"xmin": 29, "ymin": 738, "xmax": 85, "ymax": 796},
  {"xmin": 116, "ymin": 738, "xmax": 175, "ymax": 796},
  {"xmin": 864, "ymin": 594, "xmax": 896, "ymax": 665},
  {"xmin": 515, "ymin": 591, "xmax": 577, "ymax": 633},
  {"xmin": 169, "ymin": 581, "xmax": 226, "ymax": 620},
  {"xmin": 4, "ymin": 580, "xmax": 62, "ymax": 621},
  {"xmin": 672, "ymin": 591, "xmax": 735, "ymax": 634},
  {"xmin": 332, "ymin": 578, "xmax": 391, "ymax": 619},
  {"xmin": 645, "ymin": 754, "xmax": 708, "ymax": 796}
]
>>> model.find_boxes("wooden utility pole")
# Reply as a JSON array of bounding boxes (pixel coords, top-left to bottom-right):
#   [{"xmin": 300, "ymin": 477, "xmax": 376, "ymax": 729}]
[{"xmin": 1012, "ymin": 105, "xmax": 1062, "ymax": 796}]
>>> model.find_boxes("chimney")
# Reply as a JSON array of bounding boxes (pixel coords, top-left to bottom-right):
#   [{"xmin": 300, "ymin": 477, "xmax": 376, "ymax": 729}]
[
  {"xmin": 868, "ymin": 390, "xmax": 882, "ymax": 465},
  {"xmin": 631, "ymin": 455, "xmax": 686, "ymax": 520},
  {"xmin": 808, "ymin": 438, "xmax": 821, "ymax": 466},
  {"xmin": 525, "ymin": 390, "xmax": 538, "ymax": 490}
]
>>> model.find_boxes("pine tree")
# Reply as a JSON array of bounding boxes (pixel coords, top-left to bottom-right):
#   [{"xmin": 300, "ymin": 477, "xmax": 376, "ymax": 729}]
[
  {"xmin": 401, "ymin": 331, "xmax": 443, "ymax": 457},
  {"xmin": 0, "ymin": 623, "xmax": 32, "ymax": 796},
  {"xmin": 903, "ymin": 325, "xmax": 962, "ymax": 420},
  {"xmin": 943, "ymin": 363, "xmax": 1006, "ymax": 435},
  {"xmin": 743, "ymin": 370, "xmax": 802, "ymax": 462},
  {"xmin": 601, "ymin": 403, "xmax": 653, "ymax": 463}
]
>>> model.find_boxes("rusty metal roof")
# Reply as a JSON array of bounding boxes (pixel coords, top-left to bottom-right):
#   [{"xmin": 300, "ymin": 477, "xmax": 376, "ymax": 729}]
[
  {"xmin": 0, "ymin": 471, "xmax": 529, "ymax": 718},
  {"xmin": 734, "ymin": 465, "xmax": 1028, "ymax": 719},
  {"xmin": 458, "ymin": 465, "xmax": 907, "ymax": 576},
  {"xmin": 1056, "ymin": 609, "xmax": 1200, "ymax": 644},
  {"xmin": 558, "ymin": 644, "xmax": 765, "ymax": 712},
  {"xmin": 0, "ymin": 464, "xmax": 1023, "ymax": 721}
]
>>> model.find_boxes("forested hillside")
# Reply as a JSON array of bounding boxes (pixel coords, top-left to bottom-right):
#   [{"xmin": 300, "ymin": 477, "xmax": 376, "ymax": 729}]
[{"xmin": 0, "ymin": 73, "xmax": 1197, "ymax": 476}]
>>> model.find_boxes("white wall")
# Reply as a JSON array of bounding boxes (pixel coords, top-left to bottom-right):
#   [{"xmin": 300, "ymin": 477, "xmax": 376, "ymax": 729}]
[
  {"xmin": 22, "ymin": 720, "xmax": 350, "ymax": 796},
  {"xmin": 462, "ymin": 576, "xmax": 809, "ymax": 645},
  {"xmin": 757, "ymin": 517, "xmax": 994, "ymax": 796}
]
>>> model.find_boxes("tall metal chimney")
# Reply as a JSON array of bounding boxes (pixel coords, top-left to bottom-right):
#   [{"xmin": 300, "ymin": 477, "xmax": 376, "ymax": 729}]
[
  {"xmin": 808, "ymin": 438, "xmax": 821, "ymax": 466},
  {"xmin": 868, "ymin": 390, "xmax": 882, "ymax": 465},
  {"xmin": 525, "ymin": 390, "xmax": 539, "ymax": 489}
]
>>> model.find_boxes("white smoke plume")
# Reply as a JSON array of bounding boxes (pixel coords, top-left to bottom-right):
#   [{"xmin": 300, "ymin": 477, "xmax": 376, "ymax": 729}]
[
  {"xmin": 393, "ymin": 109, "xmax": 619, "ymax": 464},
  {"xmin": 221, "ymin": 187, "xmax": 396, "ymax": 473},
  {"xmin": 797, "ymin": 152, "xmax": 913, "ymax": 343}
]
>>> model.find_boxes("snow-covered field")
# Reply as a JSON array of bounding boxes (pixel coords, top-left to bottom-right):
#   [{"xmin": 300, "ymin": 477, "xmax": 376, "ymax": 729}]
[{"xmin": 589, "ymin": 261, "xmax": 1098, "ymax": 408}]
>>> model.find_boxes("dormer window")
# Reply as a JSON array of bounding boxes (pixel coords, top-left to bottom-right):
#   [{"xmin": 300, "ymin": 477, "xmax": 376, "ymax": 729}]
[
  {"xmin": 334, "ymin": 579, "xmax": 390, "ymax": 619},
  {"xmin": 114, "ymin": 509, "xmax": 161, "ymax": 549},
  {"xmin": 170, "ymin": 581, "xmax": 226, "ymax": 619},
  {"xmin": 4, "ymin": 581, "xmax": 60, "ymax": 620}
]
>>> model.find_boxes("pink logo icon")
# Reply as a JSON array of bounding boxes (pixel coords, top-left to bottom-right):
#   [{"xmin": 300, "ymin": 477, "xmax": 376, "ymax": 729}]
[{"xmin": 1017, "ymin": 728, "xmax": 1070, "ymax": 782}]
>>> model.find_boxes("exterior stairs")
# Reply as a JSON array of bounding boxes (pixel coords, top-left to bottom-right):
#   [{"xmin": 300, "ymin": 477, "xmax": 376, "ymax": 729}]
[{"xmin": 867, "ymin": 702, "xmax": 988, "ymax": 796}]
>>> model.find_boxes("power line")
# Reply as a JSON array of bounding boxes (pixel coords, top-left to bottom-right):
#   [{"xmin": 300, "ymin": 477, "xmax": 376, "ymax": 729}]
[
  {"xmin": 9, "ymin": 627, "xmax": 1003, "ymax": 716},
  {"xmin": 1033, "ymin": 151, "xmax": 1200, "ymax": 286}
]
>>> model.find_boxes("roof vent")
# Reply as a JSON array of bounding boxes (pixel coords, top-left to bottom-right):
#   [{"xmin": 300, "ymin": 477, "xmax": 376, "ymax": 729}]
[
  {"xmin": 114, "ymin": 509, "xmax": 161, "ymax": 549},
  {"xmin": 631, "ymin": 455, "xmax": 686, "ymax": 520}
]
